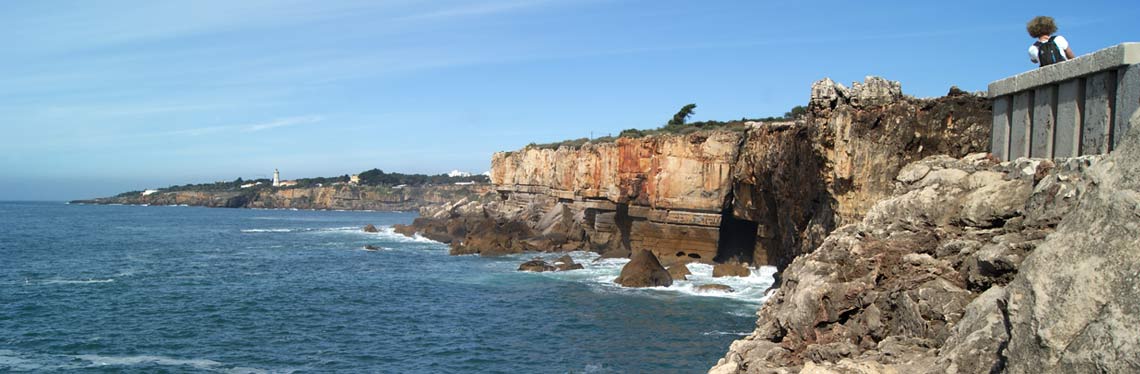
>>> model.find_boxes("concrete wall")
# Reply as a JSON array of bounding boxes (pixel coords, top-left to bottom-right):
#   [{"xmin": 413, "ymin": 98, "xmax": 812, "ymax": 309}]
[{"xmin": 989, "ymin": 43, "xmax": 1140, "ymax": 160}]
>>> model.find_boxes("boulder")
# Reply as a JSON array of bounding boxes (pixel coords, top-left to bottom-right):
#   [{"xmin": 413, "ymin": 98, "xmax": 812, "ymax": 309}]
[
  {"xmin": 363, "ymin": 245, "xmax": 380, "ymax": 251},
  {"xmin": 712, "ymin": 262, "xmax": 751, "ymax": 278},
  {"xmin": 695, "ymin": 284, "xmax": 735, "ymax": 293},
  {"xmin": 518, "ymin": 259, "xmax": 556, "ymax": 272},
  {"xmin": 614, "ymin": 250, "xmax": 672, "ymax": 288},
  {"xmin": 362, "ymin": 224, "xmax": 379, "ymax": 233},
  {"xmin": 553, "ymin": 255, "xmax": 584, "ymax": 271},
  {"xmin": 667, "ymin": 264, "xmax": 692, "ymax": 281}
]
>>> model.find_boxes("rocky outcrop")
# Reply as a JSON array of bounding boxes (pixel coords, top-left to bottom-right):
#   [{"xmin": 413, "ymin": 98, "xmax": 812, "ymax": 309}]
[
  {"xmin": 401, "ymin": 77, "xmax": 992, "ymax": 273},
  {"xmin": 73, "ymin": 184, "xmax": 492, "ymax": 212},
  {"xmin": 518, "ymin": 259, "xmax": 557, "ymax": 272},
  {"xmin": 710, "ymin": 108, "xmax": 1140, "ymax": 372},
  {"xmin": 615, "ymin": 250, "xmax": 673, "ymax": 288},
  {"xmin": 1001, "ymin": 110, "xmax": 1140, "ymax": 373},
  {"xmin": 362, "ymin": 224, "xmax": 379, "ymax": 233},
  {"xmin": 668, "ymin": 264, "xmax": 692, "ymax": 281}
]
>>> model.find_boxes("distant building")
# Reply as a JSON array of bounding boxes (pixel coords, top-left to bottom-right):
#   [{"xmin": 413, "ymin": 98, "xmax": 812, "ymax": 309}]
[
  {"xmin": 454, "ymin": 181, "xmax": 475, "ymax": 186},
  {"xmin": 447, "ymin": 169, "xmax": 472, "ymax": 178},
  {"xmin": 272, "ymin": 169, "xmax": 281, "ymax": 187},
  {"xmin": 240, "ymin": 182, "xmax": 262, "ymax": 189},
  {"xmin": 277, "ymin": 180, "xmax": 298, "ymax": 187},
  {"xmin": 142, "ymin": 189, "xmax": 159, "ymax": 196},
  {"xmin": 350, "ymin": 174, "xmax": 360, "ymax": 185}
]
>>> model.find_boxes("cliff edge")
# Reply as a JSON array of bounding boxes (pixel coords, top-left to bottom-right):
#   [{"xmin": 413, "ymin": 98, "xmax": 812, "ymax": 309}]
[{"xmin": 400, "ymin": 77, "xmax": 991, "ymax": 272}]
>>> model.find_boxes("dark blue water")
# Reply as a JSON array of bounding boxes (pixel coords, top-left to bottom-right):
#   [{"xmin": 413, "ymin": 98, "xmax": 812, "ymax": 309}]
[{"xmin": 1, "ymin": 202, "xmax": 771, "ymax": 373}]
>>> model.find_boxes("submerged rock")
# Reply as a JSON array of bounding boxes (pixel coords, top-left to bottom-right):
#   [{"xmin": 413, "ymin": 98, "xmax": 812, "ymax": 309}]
[
  {"xmin": 695, "ymin": 284, "xmax": 735, "ymax": 293},
  {"xmin": 363, "ymin": 245, "xmax": 380, "ymax": 251},
  {"xmin": 518, "ymin": 259, "xmax": 556, "ymax": 272},
  {"xmin": 553, "ymin": 255, "xmax": 584, "ymax": 271},
  {"xmin": 362, "ymin": 224, "xmax": 379, "ymax": 233},
  {"xmin": 614, "ymin": 250, "xmax": 672, "ymax": 288}
]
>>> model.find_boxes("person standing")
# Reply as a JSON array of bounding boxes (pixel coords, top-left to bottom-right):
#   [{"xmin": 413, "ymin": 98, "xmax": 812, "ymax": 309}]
[{"xmin": 1027, "ymin": 16, "xmax": 1076, "ymax": 67}]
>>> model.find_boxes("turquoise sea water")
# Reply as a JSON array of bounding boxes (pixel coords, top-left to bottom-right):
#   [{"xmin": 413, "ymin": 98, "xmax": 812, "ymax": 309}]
[{"xmin": 1, "ymin": 202, "xmax": 773, "ymax": 373}]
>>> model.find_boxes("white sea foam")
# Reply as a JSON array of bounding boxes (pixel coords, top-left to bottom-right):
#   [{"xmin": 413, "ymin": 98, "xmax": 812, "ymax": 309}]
[
  {"xmin": 40, "ymin": 278, "xmax": 115, "ymax": 285},
  {"xmin": 73, "ymin": 354, "xmax": 271, "ymax": 373},
  {"xmin": 511, "ymin": 252, "xmax": 777, "ymax": 305},
  {"xmin": 701, "ymin": 331, "xmax": 752, "ymax": 336},
  {"xmin": 238, "ymin": 228, "xmax": 294, "ymax": 233}
]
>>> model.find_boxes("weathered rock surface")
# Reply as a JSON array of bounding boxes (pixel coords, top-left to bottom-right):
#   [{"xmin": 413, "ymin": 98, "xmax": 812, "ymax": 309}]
[
  {"xmin": 553, "ymin": 255, "xmax": 584, "ymax": 271},
  {"xmin": 667, "ymin": 264, "xmax": 692, "ymax": 281},
  {"xmin": 1002, "ymin": 110, "xmax": 1140, "ymax": 373},
  {"xmin": 712, "ymin": 262, "xmax": 752, "ymax": 278},
  {"xmin": 362, "ymin": 224, "xmax": 379, "ymax": 233},
  {"xmin": 710, "ymin": 147, "xmax": 1104, "ymax": 373},
  {"xmin": 518, "ymin": 259, "xmax": 556, "ymax": 272},
  {"xmin": 614, "ymin": 250, "xmax": 673, "ymax": 288},
  {"xmin": 401, "ymin": 77, "xmax": 992, "ymax": 275}
]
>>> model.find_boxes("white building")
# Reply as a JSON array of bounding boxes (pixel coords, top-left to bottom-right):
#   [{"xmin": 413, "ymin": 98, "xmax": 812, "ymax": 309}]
[
  {"xmin": 272, "ymin": 169, "xmax": 281, "ymax": 187},
  {"xmin": 447, "ymin": 169, "xmax": 472, "ymax": 178}
]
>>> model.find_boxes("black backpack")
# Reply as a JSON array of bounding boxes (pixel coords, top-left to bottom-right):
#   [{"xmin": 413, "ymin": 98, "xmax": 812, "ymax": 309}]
[{"xmin": 1036, "ymin": 36, "xmax": 1064, "ymax": 67}]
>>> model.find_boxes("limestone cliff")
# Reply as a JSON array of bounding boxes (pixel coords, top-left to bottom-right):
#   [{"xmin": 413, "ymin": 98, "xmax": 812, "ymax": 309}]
[
  {"xmin": 403, "ymin": 77, "xmax": 991, "ymax": 271},
  {"xmin": 709, "ymin": 110, "xmax": 1140, "ymax": 373},
  {"xmin": 73, "ymin": 184, "xmax": 492, "ymax": 211}
]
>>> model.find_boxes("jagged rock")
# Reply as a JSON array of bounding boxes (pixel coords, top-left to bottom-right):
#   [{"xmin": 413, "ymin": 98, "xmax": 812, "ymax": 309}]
[
  {"xmin": 711, "ymin": 142, "xmax": 1104, "ymax": 373},
  {"xmin": 614, "ymin": 250, "xmax": 672, "ymax": 288},
  {"xmin": 810, "ymin": 77, "xmax": 849, "ymax": 109},
  {"xmin": 958, "ymin": 178, "xmax": 1033, "ymax": 227},
  {"xmin": 362, "ymin": 224, "xmax": 379, "ymax": 233},
  {"xmin": 848, "ymin": 76, "xmax": 903, "ymax": 107},
  {"xmin": 928, "ymin": 286, "xmax": 1010, "ymax": 374},
  {"xmin": 1003, "ymin": 110, "xmax": 1140, "ymax": 373},
  {"xmin": 553, "ymin": 255, "xmax": 584, "ymax": 271},
  {"xmin": 667, "ymin": 264, "xmax": 692, "ymax": 280},
  {"xmin": 518, "ymin": 259, "xmax": 556, "ymax": 272},
  {"xmin": 695, "ymin": 284, "xmax": 735, "ymax": 293},
  {"xmin": 712, "ymin": 262, "xmax": 751, "ymax": 278}
]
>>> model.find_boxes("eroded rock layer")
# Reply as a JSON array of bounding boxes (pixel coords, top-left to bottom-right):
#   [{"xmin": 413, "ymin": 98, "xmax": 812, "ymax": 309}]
[
  {"xmin": 710, "ymin": 110, "xmax": 1140, "ymax": 373},
  {"xmin": 404, "ymin": 77, "xmax": 992, "ymax": 271}
]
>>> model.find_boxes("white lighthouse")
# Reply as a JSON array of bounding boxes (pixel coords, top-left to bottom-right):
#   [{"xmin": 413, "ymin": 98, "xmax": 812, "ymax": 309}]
[{"xmin": 272, "ymin": 169, "xmax": 280, "ymax": 187}]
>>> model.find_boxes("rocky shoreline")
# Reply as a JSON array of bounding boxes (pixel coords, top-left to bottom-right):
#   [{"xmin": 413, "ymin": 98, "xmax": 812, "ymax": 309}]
[
  {"xmin": 396, "ymin": 77, "xmax": 992, "ymax": 274},
  {"xmin": 710, "ymin": 109, "xmax": 1140, "ymax": 373},
  {"xmin": 393, "ymin": 76, "xmax": 1140, "ymax": 372},
  {"xmin": 72, "ymin": 184, "xmax": 493, "ymax": 212}
]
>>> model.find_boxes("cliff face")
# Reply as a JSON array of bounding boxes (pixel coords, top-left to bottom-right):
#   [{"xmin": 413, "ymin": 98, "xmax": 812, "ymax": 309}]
[
  {"xmin": 404, "ymin": 77, "xmax": 992, "ymax": 270},
  {"xmin": 710, "ymin": 109, "xmax": 1140, "ymax": 373},
  {"xmin": 74, "ymin": 184, "xmax": 492, "ymax": 211}
]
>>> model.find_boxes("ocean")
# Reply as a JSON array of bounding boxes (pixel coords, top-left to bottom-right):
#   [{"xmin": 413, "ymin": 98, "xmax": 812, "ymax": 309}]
[{"xmin": 1, "ymin": 201, "xmax": 774, "ymax": 373}]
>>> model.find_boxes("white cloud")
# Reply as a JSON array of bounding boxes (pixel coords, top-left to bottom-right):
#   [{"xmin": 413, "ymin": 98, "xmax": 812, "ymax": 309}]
[{"xmin": 243, "ymin": 115, "xmax": 325, "ymax": 132}]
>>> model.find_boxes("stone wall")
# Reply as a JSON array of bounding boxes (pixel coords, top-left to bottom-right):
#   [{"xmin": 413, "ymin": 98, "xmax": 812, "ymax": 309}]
[{"xmin": 989, "ymin": 42, "xmax": 1140, "ymax": 160}]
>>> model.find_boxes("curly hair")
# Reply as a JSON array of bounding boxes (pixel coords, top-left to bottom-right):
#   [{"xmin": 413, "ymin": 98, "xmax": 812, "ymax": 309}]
[{"xmin": 1027, "ymin": 16, "xmax": 1058, "ymax": 38}]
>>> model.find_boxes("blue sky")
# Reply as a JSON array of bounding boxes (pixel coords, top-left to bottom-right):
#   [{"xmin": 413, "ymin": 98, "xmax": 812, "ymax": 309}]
[{"xmin": 3, "ymin": 0, "xmax": 1137, "ymax": 200}]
